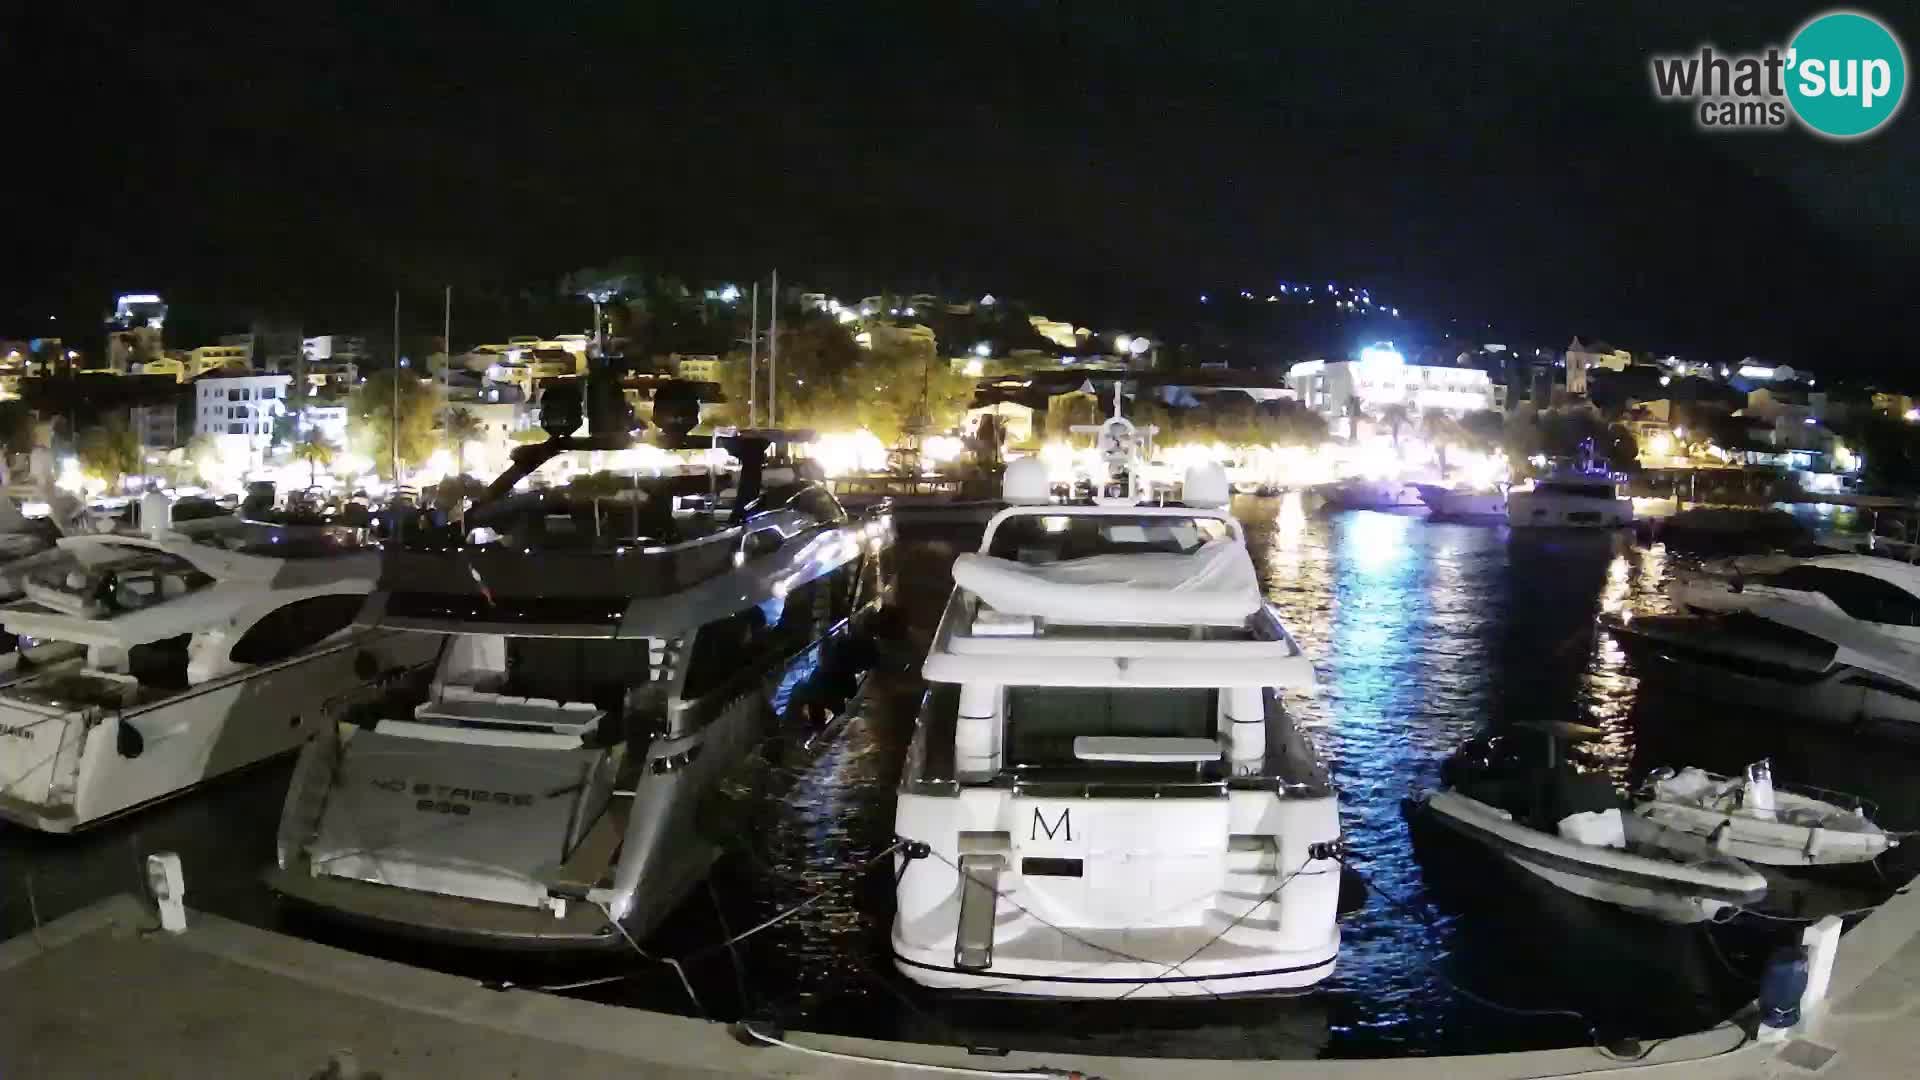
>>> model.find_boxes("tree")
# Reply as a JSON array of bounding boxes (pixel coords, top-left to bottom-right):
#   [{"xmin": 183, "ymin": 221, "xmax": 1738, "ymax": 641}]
[
  {"xmin": 1419, "ymin": 410, "xmax": 1464, "ymax": 471},
  {"xmin": 1458, "ymin": 409, "xmax": 1507, "ymax": 451},
  {"xmin": 0, "ymin": 401, "xmax": 36, "ymax": 458},
  {"xmin": 1269, "ymin": 401, "xmax": 1330, "ymax": 447},
  {"xmin": 443, "ymin": 408, "xmax": 484, "ymax": 476},
  {"xmin": 292, "ymin": 430, "xmax": 336, "ymax": 488},
  {"xmin": 853, "ymin": 333, "xmax": 975, "ymax": 445},
  {"xmin": 349, "ymin": 370, "xmax": 442, "ymax": 480},
  {"xmin": 1378, "ymin": 403, "xmax": 1412, "ymax": 449},
  {"xmin": 1045, "ymin": 390, "xmax": 1102, "ymax": 443},
  {"xmin": 77, "ymin": 416, "xmax": 142, "ymax": 491}
]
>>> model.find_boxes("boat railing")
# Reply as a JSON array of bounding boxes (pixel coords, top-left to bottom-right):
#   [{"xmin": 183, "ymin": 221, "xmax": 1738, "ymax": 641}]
[{"xmin": 1638, "ymin": 769, "xmax": 1880, "ymax": 819}]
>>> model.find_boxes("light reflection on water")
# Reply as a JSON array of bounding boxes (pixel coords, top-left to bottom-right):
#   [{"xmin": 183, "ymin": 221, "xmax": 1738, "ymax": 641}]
[{"xmin": 25, "ymin": 498, "xmax": 1914, "ymax": 1062}]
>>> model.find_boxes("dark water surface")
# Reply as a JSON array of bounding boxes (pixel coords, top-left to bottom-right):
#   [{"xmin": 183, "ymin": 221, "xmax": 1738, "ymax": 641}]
[{"xmin": 6, "ymin": 494, "xmax": 1918, "ymax": 1060}]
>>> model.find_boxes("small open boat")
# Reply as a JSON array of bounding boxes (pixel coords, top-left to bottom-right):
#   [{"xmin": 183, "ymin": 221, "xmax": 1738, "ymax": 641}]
[
  {"xmin": 1636, "ymin": 760, "xmax": 1894, "ymax": 867},
  {"xmin": 1413, "ymin": 723, "xmax": 1767, "ymax": 924}
]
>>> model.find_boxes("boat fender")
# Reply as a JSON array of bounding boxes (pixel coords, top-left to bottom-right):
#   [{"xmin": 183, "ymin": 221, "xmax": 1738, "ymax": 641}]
[
  {"xmin": 1804, "ymin": 825, "xmax": 1824, "ymax": 862},
  {"xmin": 1759, "ymin": 945, "xmax": 1811, "ymax": 1036},
  {"xmin": 1337, "ymin": 865, "xmax": 1367, "ymax": 916},
  {"xmin": 116, "ymin": 717, "xmax": 145, "ymax": 759}
]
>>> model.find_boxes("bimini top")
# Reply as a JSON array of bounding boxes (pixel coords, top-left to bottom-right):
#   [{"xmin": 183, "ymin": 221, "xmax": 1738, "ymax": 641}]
[
  {"xmin": 951, "ymin": 537, "xmax": 1262, "ymax": 626},
  {"xmin": 925, "ymin": 504, "xmax": 1313, "ymax": 689}
]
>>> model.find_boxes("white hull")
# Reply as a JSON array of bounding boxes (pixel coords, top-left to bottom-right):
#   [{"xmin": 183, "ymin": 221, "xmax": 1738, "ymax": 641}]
[
  {"xmin": 1506, "ymin": 491, "xmax": 1632, "ymax": 529},
  {"xmin": 1421, "ymin": 790, "xmax": 1767, "ymax": 924},
  {"xmin": 894, "ymin": 787, "xmax": 1341, "ymax": 998},
  {"xmin": 1318, "ymin": 480, "xmax": 1425, "ymax": 511},
  {"xmin": 1512, "ymin": 860, "xmax": 1725, "ymax": 923},
  {"xmin": 1418, "ymin": 488, "xmax": 1506, "ymax": 521},
  {"xmin": 0, "ymin": 630, "xmax": 436, "ymax": 832}
]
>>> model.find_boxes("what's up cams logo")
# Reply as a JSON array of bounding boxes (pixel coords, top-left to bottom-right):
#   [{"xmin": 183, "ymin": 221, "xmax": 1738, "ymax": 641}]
[{"xmin": 1650, "ymin": 10, "xmax": 1906, "ymax": 138}]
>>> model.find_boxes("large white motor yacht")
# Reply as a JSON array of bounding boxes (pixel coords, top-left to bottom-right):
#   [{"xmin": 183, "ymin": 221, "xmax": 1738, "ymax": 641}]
[
  {"xmin": 0, "ymin": 506, "xmax": 438, "ymax": 832},
  {"xmin": 1606, "ymin": 586, "xmax": 1920, "ymax": 734},
  {"xmin": 1671, "ymin": 553, "xmax": 1920, "ymax": 651},
  {"xmin": 270, "ymin": 425, "xmax": 895, "ymax": 948},
  {"xmin": 1506, "ymin": 463, "xmax": 1632, "ymax": 529},
  {"xmin": 893, "ymin": 412, "xmax": 1341, "ymax": 999}
]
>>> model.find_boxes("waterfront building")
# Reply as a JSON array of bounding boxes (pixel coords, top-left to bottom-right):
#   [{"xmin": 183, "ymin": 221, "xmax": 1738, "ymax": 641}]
[
  {"xmin": 1287, "ymin": 348, "xmax": 1496, "ymax": 425},
  {"xmin": 195, "ymin": 372, "xmax": 292, "ymax": 466}
]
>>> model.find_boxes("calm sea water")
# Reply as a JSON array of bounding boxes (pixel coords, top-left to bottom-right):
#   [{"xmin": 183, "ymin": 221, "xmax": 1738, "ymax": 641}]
[{"xmin": 7, "ymin": 494, "xmax": 1918, "ymax": 1060}]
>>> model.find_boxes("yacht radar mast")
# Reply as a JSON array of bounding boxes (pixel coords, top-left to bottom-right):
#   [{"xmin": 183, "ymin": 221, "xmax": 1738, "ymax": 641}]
[{"xmin": 1071, "ymin": 382, "xmax": 1157, "ymax": 506}]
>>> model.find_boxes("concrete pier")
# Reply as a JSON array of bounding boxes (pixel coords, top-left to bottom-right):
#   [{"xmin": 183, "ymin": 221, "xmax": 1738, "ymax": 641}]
[{"xmin": 3, "ymin": 883, "xmax": 1917, "ymax": 1078}]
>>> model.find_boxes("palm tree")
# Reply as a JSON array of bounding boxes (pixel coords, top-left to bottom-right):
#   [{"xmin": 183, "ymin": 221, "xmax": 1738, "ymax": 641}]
[
  {"xmin": 1379, "ymin": 403, "xmax": 1412, "ymax": 450},
  {"xmin": 292, "ymin": 430, "xmax": 336, "ymax": 489},
  {"xmin": 1419, "ymin": 410, "xmax": 1463, "ymax": 472},
  {"xmin": 444, "ymin": 408, "xmax": 484, "ymax": 477}
]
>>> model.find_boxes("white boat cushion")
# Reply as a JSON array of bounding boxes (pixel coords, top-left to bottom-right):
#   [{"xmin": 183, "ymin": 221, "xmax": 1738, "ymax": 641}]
[
  {"xmin": 1557, "ymin": 808, "xmax": 1628, "ymax": 849},
  {"xmin": 953, "ymin": 538, "xmax": 1262, "ymax": 626}
]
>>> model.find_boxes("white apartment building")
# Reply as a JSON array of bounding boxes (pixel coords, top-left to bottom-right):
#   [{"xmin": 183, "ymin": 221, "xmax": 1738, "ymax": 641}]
[
  {"xmin": 1287, "ymin": 348, "xmax": 1495, "ymax": 424},
  {"xmin": 196, "ymin": 373, "xmax": 293, "ymax": 449}
]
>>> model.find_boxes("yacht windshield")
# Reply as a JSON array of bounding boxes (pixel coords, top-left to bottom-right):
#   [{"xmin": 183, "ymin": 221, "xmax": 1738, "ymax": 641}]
[
  {"xmin": 461, "ymin": 448, "xmax": 732, "ymax": 550},
  {"xmin": 1536, "ymin": 482, "xmax": 1616, "ymax": 499},
  {"xmin": 1006, "ymin": 686, "xmax": 1219, "ymax": 776},
  {"xmin": 988, "ymin": 515, "xmax": 1229, "ymax": 564},
  {"xmin": 8, "ymin": 549, "xmax": 214, "ymax": 619}
]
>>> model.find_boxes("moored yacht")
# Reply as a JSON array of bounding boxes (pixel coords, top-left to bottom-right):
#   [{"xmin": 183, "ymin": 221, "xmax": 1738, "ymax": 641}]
[
  {"xmin": 892, "ymin": 410, "xmax": 1341, "ymax": 998},
  {"xmin": 1506, "ymin": 463, "xmax": 1632, "ymax": 529},
  {"xmin": 1671, "ymin": 553, "xmax": 1920, "ymax": 650},
  {"xmin": 1315, "ymin": 477, "xmax": 1424, "ymax": 511},
  {"xmin": 1603, "ymin": 604, "xmax": 1920, "ymax": 734},
  {"xmin": 269, "ymin": 417, "xmax": 895, "ymax": 948},
  {"xmin": 1416, "ymin": 483, "xmax": 1506, "ymax": 522},
  {"xmin": 0, "ymin": 508, "xmax": 436, "ymax": 832}
]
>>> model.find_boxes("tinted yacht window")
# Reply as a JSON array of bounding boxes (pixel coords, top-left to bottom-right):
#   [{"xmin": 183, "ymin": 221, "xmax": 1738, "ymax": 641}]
[
  {"xmin": 229, "ymin": 594, "xmax": 367, "ymax": 664},
  {"xmin": 988, "ymin": 515, "xmax": 1228, "ymax": 563}
]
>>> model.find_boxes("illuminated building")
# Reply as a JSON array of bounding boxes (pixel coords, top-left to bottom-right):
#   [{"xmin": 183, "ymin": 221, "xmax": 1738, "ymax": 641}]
[
  {"xmin": 195, "ymin": 372, "xmax": 292, "ymax": 452},
  {"xmin": 1287, "ymin": 346, "xmax": 1496, "ymax": 424},
  {"xmin": 669, "ymin": 353, "xmax": 724, "ymax": 381},
  {"xmin": 1563, "ymin": 337, "xmax": 1632, "ymax": 396}
]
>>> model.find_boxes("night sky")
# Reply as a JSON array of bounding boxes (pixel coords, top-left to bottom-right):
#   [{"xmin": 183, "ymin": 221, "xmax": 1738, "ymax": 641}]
[{"xmin": 7, "ymin": 2, "xmax": 1915, "ymax": 371}]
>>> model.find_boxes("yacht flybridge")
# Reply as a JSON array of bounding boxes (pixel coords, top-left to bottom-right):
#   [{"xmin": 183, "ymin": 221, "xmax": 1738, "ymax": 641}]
[
  {"xmin": 893, "ymin": 408, "xmax": 1341, "ymax": 999},
  {"xmin": 0, "ymin": 507, "xmax": 437, "ymax": 832},
  {"xmin": 270, "ymin": 405, "xmax": 895, "ymax": 948}
]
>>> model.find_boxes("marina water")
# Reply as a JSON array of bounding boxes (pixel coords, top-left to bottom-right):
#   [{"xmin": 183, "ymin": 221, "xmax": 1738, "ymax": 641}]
[{"xmin": 5, "ymin": 493, "xmax": 1916, "ymax": 1058}]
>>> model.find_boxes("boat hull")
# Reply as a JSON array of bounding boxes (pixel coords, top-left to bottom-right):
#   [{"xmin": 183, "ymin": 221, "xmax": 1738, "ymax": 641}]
[
  {"xmin": 892, "ymin": 786, "xmax": 1342, "ymax": 998},
  {"xmin": 1316, "ymin": 481, "xmax": 1425, "ymax": 511},
  {"xmin": 0, "ymin": 629, "xmax": 437, "ymax": 834},
  {"xmin": 1506, "ymin": 492, "xmax": 1632, "ymax": 529},
  {"xmin": 1417, "ymin": 487, "xmax": 1506, "ymax": 522},
  {"xmin": 1418, "ymin": 790, "xmax": 1767, "ymax": 924},
  {"xmin": 1605, "ymin": 615, "xmax": 1920, "ymax": 736}
]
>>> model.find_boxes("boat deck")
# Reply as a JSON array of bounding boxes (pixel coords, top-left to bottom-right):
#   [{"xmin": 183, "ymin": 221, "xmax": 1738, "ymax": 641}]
[{"xmin": 5, "ymin": 883, "xmax": 1918, "ymax": 1078}]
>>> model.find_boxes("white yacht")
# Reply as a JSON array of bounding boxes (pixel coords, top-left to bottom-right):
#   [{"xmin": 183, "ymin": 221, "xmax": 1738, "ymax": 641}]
[
  {"xmin": 1604, "ymin": 601, "xmax": 1920, "ymax": 734},
  {"xmin": 1506, "ymin": 463, "xmax": 1631, "ymax": 529},
  {"xmin": 269, "ymin": 427, "xmax": 896, "ymax": 948},
  {"xmin": 892, "ymin": 413, "xmax": 1341, "ymax": 999},
  {"xmin": 1671, "ymin": 553, "xmax": 1920, "ymax": 650},
  {"xmin": 1416, "ymin": 484, "xmax": 1506, "ymax": 523},
  {"xmin": 0, "ymin": 510, "xmax": 437, "ymax": 832},
  {"xmin": 1315, "ymin": 477, "xmax": 1424, "ymax": 511}
]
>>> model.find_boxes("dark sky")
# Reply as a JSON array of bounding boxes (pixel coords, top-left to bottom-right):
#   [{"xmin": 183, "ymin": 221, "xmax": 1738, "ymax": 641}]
[{"xmin": 6, "ymin": 2, "xmax": 1915, "ymax": 372}]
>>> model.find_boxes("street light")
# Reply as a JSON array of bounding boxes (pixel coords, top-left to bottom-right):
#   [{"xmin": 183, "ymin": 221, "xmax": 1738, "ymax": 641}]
[{"xmin": 972, "ymin": 342, "xmax": 991, "ymax": 358}]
